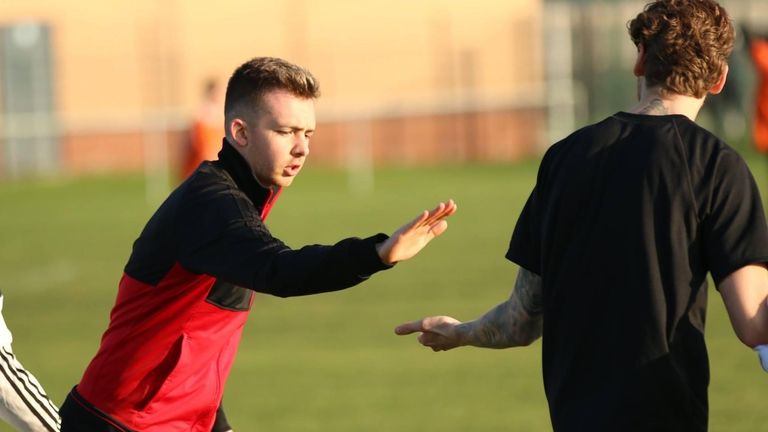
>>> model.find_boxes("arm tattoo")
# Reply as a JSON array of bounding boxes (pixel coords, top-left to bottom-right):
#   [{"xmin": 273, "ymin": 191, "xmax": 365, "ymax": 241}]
[
  {"xmin": 457, "ymin": 268, "xmax": 543, "ymax": 348},
  {"xmin": 637, "ymin": 98, "xmax": 668, "ymax": 115},
  {"xmin": 515, "ymin": 267, "xmax": 543, "ymax": 315}
]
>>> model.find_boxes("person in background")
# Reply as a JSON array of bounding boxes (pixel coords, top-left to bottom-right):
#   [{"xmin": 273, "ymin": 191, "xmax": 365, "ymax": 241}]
[
  {"xmin": 181, "ymin": 78, "xmax": 225, "ymax": 179},
  {"xmin": 744, "ymin": 26, "xmax": 768, "ymax": 153}
]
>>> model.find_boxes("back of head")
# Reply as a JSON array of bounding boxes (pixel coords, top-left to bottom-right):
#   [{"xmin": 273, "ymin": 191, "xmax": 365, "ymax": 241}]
[
  {"xmin": 628, "ymin": 0, "xmax": 734, "ymax": 98},
  {"xmin": 224, "ymin": 57, "xmax": 320, "ymax": 135}
]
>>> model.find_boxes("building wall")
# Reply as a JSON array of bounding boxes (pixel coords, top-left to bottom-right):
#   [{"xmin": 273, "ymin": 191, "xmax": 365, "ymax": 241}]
[{"xmin": 0, "ymin": 0, "xmax": 545, "ymax": 175}]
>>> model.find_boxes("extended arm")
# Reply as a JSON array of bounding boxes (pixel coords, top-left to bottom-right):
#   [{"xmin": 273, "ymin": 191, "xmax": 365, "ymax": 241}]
[
  {"xmin": 395, "ymin": 267, "xmax": 543, "ymax": 351},
  {"xmin": 181, "ymin": 200, "xmax": 456, "ymax": 298},
  {"xmin": 718, "ymin": 264, "xmax": 768, "ymax": 347}
]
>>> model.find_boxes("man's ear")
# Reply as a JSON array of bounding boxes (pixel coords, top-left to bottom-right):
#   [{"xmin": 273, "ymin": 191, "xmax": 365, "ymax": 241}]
[
  {"xmin": 709, "ymin": 64, "xmax": 729, "ymax": 95},
  {"xmin": 229, "ymin": 118, "xmax": 248, "ymax": 147},
  {"xmin": 633, "ymin": 43, "xmax": 646, "ymax": 77}
]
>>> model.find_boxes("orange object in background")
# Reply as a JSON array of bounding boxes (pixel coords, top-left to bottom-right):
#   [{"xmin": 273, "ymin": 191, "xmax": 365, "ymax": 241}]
[
  {"xmin": 181, "ymin": 79, "xmax": 225, "ymax": 179},
  {"xmin": 750, "ymin": 38, "xmax": 768, "ymax": 153}
]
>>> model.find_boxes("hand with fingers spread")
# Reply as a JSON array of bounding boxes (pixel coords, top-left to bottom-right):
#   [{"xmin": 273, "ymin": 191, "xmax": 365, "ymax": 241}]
[
  {"xmin": 394, "ymin": 316, "xmax": 466, "ymax": 352},
  {"xmin": 376, "ymin": 200, "xmax": 457, "ymax": 265}
]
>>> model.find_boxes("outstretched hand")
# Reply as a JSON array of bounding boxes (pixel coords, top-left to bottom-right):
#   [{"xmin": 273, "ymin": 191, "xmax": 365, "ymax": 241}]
[
  {"xmin": 395, "ymin": 316, "xmax": 465, "ymax": 352},
  {"xmin": 376, "ymin": 200, "xmax": 457, "ymax": 265}
]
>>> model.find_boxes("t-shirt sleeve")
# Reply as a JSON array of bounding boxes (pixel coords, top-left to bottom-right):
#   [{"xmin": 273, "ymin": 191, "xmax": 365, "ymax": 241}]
[
  {"xmin": 506, "ymin": 185, "xmax": 543, "ymax": 275},
  {"xmin": 704, "ymin": 150, "xmax": 768, "ymax": 285}
]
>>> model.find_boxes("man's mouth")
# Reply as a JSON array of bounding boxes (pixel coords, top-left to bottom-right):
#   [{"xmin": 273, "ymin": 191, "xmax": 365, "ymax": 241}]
[{"xmin": 284, "ymin": 164, "xmax": 302, "ymax": 176}]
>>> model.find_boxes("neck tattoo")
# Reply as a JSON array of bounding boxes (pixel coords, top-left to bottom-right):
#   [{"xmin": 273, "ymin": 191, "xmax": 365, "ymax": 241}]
[{"xmin": 637, "ymin": 98, "xmax": 668, "ymax": 115}]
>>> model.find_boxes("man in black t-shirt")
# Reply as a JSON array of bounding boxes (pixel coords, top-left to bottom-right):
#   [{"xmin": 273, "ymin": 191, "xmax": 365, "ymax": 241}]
[{"xmin": 395, "ymin": 1, "xmax": 768, "ymax": 431}]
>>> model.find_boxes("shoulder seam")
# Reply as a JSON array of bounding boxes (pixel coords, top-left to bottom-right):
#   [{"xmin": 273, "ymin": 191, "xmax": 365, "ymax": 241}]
[{"xmin": 671, "ymin": 119, "xmax": 701, "ymax": 225}]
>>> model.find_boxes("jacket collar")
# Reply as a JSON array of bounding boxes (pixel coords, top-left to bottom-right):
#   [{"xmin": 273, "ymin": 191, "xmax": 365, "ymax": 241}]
[{"xmin": 216, "ymin": 138, "xmax": 281, "ymax": 216}]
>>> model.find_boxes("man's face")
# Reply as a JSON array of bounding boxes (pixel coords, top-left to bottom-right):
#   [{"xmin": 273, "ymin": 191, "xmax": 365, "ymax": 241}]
[{"xmin": 235, "ymin": 89, "xmax": 315, "ymax": 188}]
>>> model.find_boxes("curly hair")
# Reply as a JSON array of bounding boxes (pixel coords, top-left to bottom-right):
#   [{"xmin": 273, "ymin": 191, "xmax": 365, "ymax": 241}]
[
  {"xmin": 628, "ymin": 0, "xmax": 734, "ymax": 98},
  {"xmin": 224, "ymin": 57, "xmax": 320, "ymax": 118}
]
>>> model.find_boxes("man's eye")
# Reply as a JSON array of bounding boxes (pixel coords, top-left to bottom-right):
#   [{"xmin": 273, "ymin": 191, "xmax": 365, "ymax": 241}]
[{"xmin": 276, "ymin": 130, "xmax": 291, "ymax": 135}]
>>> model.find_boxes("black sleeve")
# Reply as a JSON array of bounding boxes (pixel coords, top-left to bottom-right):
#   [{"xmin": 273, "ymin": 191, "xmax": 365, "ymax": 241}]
[
  {"xmin": 506, "ymin": 150, "xmax": 552, "ymax": 274},
  {"xmin": 703, "ymin": 150, "xmax": 768, "ymax": 285},
  {"xmin": 505, "ymin": 186, "xmax": 543, "ymax": 274},
  {"xmin": 175, "ymin": 186, "xmax": 392, "ymax": 297}
]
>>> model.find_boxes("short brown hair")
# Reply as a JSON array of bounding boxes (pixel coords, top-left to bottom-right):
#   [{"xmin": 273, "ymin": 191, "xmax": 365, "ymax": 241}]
[
  {"xmin": 224, "ymin": 57, "xmax": 320, "ymax": 118},
  {"xmin": 628, "ymin": 0, "xmax": 734, "ymax": 98}
]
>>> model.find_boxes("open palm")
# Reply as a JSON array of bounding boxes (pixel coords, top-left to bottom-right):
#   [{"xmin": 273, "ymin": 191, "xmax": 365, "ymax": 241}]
[{"xmin": 376, "ymin": 200, "xmax": 457, "ymax": 265}]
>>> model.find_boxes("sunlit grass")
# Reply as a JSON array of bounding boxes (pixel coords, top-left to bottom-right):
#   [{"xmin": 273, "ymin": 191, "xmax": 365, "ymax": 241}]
[{"xmin": 0, "ymin": 153, "xmax": 765, "ymax": 431}]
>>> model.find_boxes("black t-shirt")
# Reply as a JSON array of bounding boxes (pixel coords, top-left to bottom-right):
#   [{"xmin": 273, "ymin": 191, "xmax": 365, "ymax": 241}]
[{"xmin": 506, "ymin": 112, "xmax": 768, "ymax": 432}]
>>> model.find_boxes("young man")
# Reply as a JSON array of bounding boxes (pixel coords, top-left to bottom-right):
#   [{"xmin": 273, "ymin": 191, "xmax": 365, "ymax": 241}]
[
  {"xmin": 0, "ymin": 291, "xmax": 60, "ymax": 432},
  {"xmin": 59, "ymin": 57, "xmax": 457, "ymax": 431},
  {"xmin": 396, "ymin": 1, "xmax": 768, "ymax": 431}
]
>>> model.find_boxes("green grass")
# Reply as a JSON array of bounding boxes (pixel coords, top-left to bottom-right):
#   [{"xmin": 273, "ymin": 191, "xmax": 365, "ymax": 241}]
[{"xmin": 0, "ymin": 155, "xmax": 766, "ymax": 431}]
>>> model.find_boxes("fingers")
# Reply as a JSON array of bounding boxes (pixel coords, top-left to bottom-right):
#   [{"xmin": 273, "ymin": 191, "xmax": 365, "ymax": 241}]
[
  {"xmin": 418, "ymin": 199, "xmax": 457, "ymax": 229},
  {"xmin": 412, "ymin": 209, "xmax": 430, "ymax": 227},
  {"xmin": 416, "ymin": 203, "xmax": 445, "ymax": 229},
  {"xmin": 396, "ymin": 316, "xmax": 461, "ymax": 352},
  {"xmin": 400, "ymin": 200, "xmax": 457, "ymax": 235},
  {"xmin": 429, "ymin": 220, "xmax": 449, "ymax": 237},
  {"xmin": 418, "ymin": 333, "xmax": 453, "ymax": 352},
  {"xmin": 394, "ymin": 319, "xmax": 426, "ymax": 335},
  {"xmin": 396, "ymin": 200, "xmax": 455, "ymax": 237},
  {"xmin": 428, "ymin": 200, "xmax": 456, "ymax": 223},
  {"xmin": 395, "ymin": 316, "xmax": 456, "ymax": 335}
]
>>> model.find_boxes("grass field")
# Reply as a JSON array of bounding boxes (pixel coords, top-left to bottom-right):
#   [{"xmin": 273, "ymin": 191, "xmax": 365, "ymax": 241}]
[{"xmin": 0, "ymin": 156, "xmax": 766, "ymax": 431}]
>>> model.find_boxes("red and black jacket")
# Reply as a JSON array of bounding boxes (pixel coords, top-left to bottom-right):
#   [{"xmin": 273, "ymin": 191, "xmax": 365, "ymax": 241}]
[{"xmin": 69, "ymin": 141, "xmax": 391, "ymax": 431}]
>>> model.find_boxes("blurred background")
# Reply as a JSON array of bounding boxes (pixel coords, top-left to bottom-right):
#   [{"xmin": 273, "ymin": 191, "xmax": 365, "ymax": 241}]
[
  {"xmin": 0, "ymin": 0, "xmax": 764, "ymax": 181},
  {"xmin": 1, "ymin": 0, "xmax": 767, "ymax": 431}
]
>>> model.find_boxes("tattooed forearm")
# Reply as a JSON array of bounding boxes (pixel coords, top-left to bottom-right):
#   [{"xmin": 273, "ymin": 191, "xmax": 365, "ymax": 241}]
[
  {"xmin": 456, "ymin": 268, "xmax": 543, "ymax": 348},
  {"xmin": 515, "ymin": 266, "xmax": 543, "ymax": 315},
  {"xmin": 637, "ymin": 98, "xmax": 668, "ymax": 115}
]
